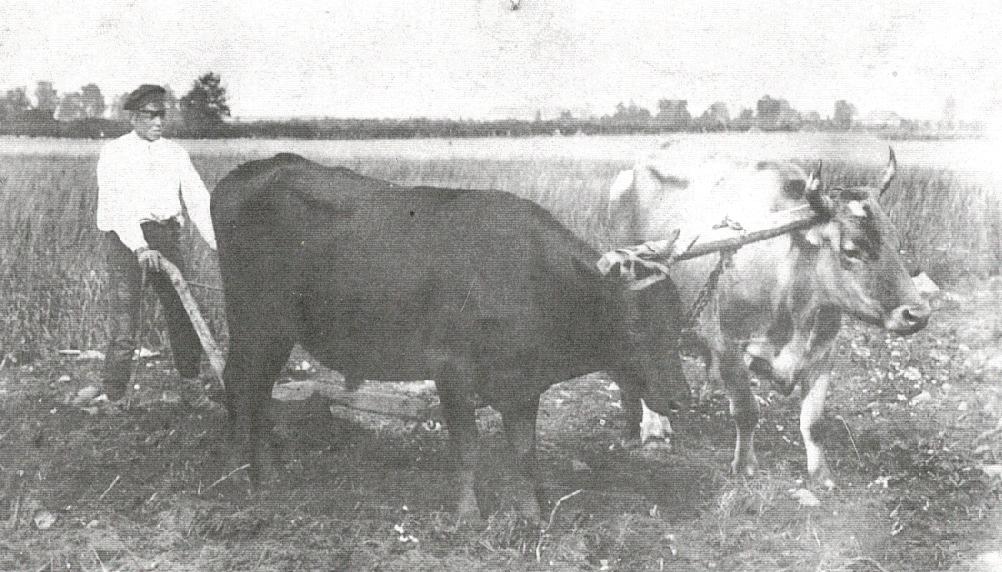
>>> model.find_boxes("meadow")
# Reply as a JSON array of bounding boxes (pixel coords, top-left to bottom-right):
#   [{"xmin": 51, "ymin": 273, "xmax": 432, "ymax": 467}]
[{"xmin": 1, "ymin": 133, "xmax": 1001, "ymax": 571}]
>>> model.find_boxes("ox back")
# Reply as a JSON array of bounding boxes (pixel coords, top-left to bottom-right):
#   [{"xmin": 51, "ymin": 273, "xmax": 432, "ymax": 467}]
[{"xmin": 211, "ymin": 153, "xmax": 688, "ymax": 522}]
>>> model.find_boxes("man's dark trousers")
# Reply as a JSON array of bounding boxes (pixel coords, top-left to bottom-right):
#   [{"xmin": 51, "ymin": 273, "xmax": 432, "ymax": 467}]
[{"xmin": 103, "ymin": 219, "xmax": 203, "ymax": 399}]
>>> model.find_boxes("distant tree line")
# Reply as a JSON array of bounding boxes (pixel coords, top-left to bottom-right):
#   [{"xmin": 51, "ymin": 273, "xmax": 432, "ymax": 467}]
[
  {"xmin": 0, "ymin": 73, "xmax": 231, "ymax": 138},
  {"xmin": 0, "ymin": 73, "xmax": 983, "ymax": 140}
]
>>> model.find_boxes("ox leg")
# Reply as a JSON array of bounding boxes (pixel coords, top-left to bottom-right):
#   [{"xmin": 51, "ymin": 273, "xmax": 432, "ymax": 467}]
[
  {"xmin": 223, "ymin": 334, "xmax": 293, "ymax": 484},
  {"xmin": 436, "ymin": 375, "xmax": 482, "ymax": 525},
  {"xmin": 698, "ymin": 349, "xmax": 723, "ymax": 404},
  {"xmin": 721, "ymin": 348, "xmax": 759, "ymax": 477},
  {"xmin": 616, "ymin": 374, "xmax": 678, "ymax": 448},
  {"xmin": 799, "ymin": 371, "xmax": 835, "ymax": 489},
  {"xmin": 501, "ymin": 395, "xmax": 542, "ymax": 524},
  {"xmin": 619, "ymin": 380, "xmax": 642, "ymax": 443}
]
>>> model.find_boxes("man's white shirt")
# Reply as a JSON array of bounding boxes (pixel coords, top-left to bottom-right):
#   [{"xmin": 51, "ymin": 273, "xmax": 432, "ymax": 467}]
[{"xmin": 96, "ymin": 131, "xmax": 217, "ymax": 252}]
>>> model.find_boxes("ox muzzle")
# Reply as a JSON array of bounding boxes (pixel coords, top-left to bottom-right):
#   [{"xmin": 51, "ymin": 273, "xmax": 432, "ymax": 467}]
[{"xmin": 885, "ymin": 300, "xmax": 931, "ymax": 334}]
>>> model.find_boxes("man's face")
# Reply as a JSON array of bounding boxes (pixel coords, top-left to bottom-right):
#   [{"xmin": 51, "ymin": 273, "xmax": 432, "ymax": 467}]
[{"xmin": 130, "ymin": 105, "xmax": 165, "ymax": 141}]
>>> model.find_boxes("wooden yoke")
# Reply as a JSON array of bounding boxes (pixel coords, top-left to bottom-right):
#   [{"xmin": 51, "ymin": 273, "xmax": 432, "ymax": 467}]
[
  {"xmin": 656, "ymin": 204, "xmax": 820, "ymax": 263},
  {"xmin": 600, "ymin": 204, "xmax": 822, "ymax": 276}
]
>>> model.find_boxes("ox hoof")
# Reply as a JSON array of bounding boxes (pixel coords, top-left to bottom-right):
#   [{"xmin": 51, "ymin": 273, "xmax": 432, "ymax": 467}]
[
  {"xmin": 457, "ymin": 512, "xmax": 485, "ymax": 530},
  {"xmin": 697, "ymin": 384, "xmax": 723, "ymax": 405},
  {"xmin": 455, "ymin": 506, "xmax": 485, "ymax": 530},
  {"xmin": 455, "ymin": 491, "xmax": 485, "ymax": 529},
  {"xmin": 617, "ymin": 436, "xmax": 643, "ymax": 450},
  {"xmin": 730, "ymin": 456, "xmax": 758, "ymax": 478},
  {"xmin": 810, "ymin": 467, "xmax": 836, "ymax": 491}
]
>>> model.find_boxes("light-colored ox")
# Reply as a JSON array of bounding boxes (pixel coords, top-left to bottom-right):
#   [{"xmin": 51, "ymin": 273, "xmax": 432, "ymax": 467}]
[{"xmin": 608, "ymin": 145, "xmax": 931, "ymax": 488}]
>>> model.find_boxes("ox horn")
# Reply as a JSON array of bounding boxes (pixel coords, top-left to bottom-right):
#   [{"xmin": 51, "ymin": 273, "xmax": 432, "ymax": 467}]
[
  {"xmin": 806, "ymin": 160, "xmax": 822, "ymax": 193},
  {"xmin": 805, "ymin": 160, "xmax": 834, "ymax": 217},
  {"xmin": 879, "ymin": 146, "xmax": 897, "ymax": 196}
]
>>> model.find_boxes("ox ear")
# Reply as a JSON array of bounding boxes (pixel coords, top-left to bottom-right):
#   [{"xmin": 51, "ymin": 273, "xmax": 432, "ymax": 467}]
[
  {"xmin": 805, "ymin": 160, "xmax": 835, "ymax": 218},
  {"xmin": 608, "ymin": 169, "xmax": 635, "ymax": 204},
  {"xmin": 806, "ymin": 161, "xmax": 822, "ymax": 193},
  {"xmin": 606, "ymin": 168, "xmax": 636, "ymax": 226},
  {"xmin": 879, "ymin": 147, "xmax": 897, "ymax": 197}
]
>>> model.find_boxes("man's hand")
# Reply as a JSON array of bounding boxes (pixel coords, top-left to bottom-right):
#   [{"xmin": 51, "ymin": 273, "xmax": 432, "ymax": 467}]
[{"xmin": 136, "ymin": 247, "xmax": 165, "ymax": 273}]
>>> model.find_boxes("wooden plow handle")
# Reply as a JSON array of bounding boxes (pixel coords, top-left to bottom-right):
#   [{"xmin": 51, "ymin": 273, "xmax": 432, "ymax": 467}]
[{"xmin": 159, "ymin": 259, "xmax": 226, "ymax": 388}]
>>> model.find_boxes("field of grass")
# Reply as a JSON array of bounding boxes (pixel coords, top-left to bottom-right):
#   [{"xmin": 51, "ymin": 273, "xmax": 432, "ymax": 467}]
[
  {"xmin": 1, "ymin": 134, "xmax": 998, "ymax": 356},
  {"xmin": 1, "ymin": 134, "xmax": 1001, "ymax": 571}
]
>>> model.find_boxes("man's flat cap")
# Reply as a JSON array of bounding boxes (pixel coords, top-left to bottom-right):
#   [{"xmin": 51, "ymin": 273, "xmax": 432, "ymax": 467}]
[{"xmin": 123, "ymin": 84, "xmax": 167, "ymax": 111}]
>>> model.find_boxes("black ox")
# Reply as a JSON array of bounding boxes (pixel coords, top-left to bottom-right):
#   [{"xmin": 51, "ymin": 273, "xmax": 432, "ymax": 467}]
[{"xmin": 210, "ymin": 153, "xmax": 690, "ymax": 522}]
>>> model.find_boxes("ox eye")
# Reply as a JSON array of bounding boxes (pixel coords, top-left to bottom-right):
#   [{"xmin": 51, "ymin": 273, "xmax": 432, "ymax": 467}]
[{"xmin": 842, "ymin": 240, "xmax": 864, "ymax": 260}]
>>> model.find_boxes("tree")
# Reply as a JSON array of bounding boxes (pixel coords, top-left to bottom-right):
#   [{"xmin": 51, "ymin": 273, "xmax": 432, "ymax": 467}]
[
  {"xmin": 179, "ymin": 72, "xmax": 230, "ymax": 133},
  {"xmin": 940, "ymin": 96, "xmax": 957, "ymax": 130},
  {"xmin": 612, "ymin": 101, "xmax": 651, "ymax": 122},
  {"xmin": 56, "ymin": 92, "xmax": 85, "ymax": 120},
  {"xmin": 756, "ymin": 95, "xmax": 781, "ymax": 127},
  {"xmin": 630, "ymin": 102, "xmax": 652, "ymax": 120},
  {"xmin": 696, "ymin": 102, "xmax": 730, "ymax": 130},
  {"xmin": 108, "ymin": 92, "xmax": 131, "ymax": 120},
  {"xmin": 3, "ymin": 87, "xmax": 32, "ymax": 114},
  {"xmin": 656, "ymin": 99, "xmax": 691, "ymax": 130},
  {"xmin": 35, "ymin": 81, "xmax": 58, "ymax": 112},
  {"xmin": 754, "ymin": 95, "xmax": 798, "ymax": 130},
  {"xmin": 833, "ymin": 100, "xmax": 856, "ymax": 130},
  {"xmin": 163, "ymin": 85, "xmax": 180, "ymax": 116},
  {"xmin": 5, "ymin": 108, "xmax": 57, "ymax": 136},
  {"xmin": 1, "ymin": 87, "xmax": 31, "ymax": 122},
  {"xmin": 80, "ymin": 83, "xmax": 106, "ymax": 118},
  {"xmin": 731, "ymin": 107, "xmax": 756, "ymax": 130}
]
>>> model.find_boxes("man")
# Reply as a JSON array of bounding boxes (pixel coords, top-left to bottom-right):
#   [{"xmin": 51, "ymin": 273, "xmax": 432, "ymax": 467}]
[{"xmin": 96, "ymin": 84, "xmax": 217, "ymax": 400}]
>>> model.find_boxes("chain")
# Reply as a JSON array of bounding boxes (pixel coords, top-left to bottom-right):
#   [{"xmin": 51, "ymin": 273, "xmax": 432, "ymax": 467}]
[
  {"xmin": 676, "ymin": 248, "xmax": 734, "ymax": 354},
  {"xmin": 660, "ymin": 215, "xmax": 744, "ymax": 355}
]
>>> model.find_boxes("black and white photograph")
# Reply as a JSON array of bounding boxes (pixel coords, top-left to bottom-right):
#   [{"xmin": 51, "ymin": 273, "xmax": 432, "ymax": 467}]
[{"xmin": 1, "ymin": 1, "xmax": 1000, "ymax": 569}]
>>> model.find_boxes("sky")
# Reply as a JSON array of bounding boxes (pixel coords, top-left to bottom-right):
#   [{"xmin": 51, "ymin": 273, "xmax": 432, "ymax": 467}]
[{"xmin": 1, "ymin": 0, "xmax": 1000, "ymax": 123}]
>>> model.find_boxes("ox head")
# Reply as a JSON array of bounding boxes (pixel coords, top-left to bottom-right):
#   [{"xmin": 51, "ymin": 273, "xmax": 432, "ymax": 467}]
[
  {"xmin": 795, "ymin": 148, "xmax": 930, "ymax": 334},
  {"xmin": 596, "ymin": 237, "xmax": 692, "ymax": 413}
]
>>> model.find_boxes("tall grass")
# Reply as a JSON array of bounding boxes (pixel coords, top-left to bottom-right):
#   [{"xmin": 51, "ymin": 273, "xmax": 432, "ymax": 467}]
[{"xmin": 0, "ymin": 144, "xmax": 997, "ymax": 358}]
